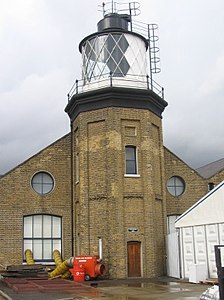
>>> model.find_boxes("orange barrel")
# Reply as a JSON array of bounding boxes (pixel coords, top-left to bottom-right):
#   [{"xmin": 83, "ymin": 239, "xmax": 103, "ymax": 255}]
[{"xmin": 72, "ymin": 264, "xmax": 85, "ymax": 282}]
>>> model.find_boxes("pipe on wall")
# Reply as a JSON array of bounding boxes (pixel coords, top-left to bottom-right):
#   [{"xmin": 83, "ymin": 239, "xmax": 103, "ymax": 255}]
[
  {"xmin": 98, "ymin": 237, "xmax": 103, "ymax": 260},
  {"xmin": 70, "ymin": 121, "xmax": 74, "ymax": 257}
]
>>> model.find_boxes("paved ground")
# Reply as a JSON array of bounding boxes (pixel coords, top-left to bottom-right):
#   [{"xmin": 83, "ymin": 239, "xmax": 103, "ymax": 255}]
[
  {"xmin": 95, "ymin": 278, "xmax": 208, "ymax": 299},
  {"xmin": 0, "ymin": 277, "xmax": 211, "ymax": 300}
]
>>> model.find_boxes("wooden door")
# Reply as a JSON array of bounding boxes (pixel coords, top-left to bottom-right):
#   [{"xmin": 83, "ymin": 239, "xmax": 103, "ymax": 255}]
[{"xmin": 127, "ymin": 241, "xmax": 141, "ymax": 277}]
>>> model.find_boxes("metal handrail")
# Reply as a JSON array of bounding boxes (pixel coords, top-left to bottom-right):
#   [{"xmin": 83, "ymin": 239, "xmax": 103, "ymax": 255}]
[{"xmin": 67, "ymin": 73, "xmax": 164, "ymax": 101}]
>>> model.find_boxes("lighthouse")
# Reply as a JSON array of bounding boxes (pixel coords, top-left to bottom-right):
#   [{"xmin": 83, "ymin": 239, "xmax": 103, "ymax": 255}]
[{"xmin": 65, "ymin": 2, "xmax": 167, "ymax": 278}]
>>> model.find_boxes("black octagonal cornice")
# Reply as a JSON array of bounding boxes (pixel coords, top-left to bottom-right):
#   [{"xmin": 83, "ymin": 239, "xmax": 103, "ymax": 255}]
[{"xmin": 65, "ymin": 87, "xmax": 168, "ymax": 122}]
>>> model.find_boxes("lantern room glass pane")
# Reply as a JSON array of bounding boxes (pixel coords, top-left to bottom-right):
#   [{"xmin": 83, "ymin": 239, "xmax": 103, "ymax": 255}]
[{"xmin": 82, "ymin": 33, "xmax": 130, "ymax": 82}]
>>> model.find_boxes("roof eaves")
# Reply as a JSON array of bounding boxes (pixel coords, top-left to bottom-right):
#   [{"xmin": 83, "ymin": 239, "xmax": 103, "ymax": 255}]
[
  {"xmin": 0, "ymin": 133, "xmax": 70, "ymax": 179},
  {"xmin": 175, "ymin": 180, "xmax": 224, "ymax": 225},
  {"xmin": 164, "ymin": 146, "xmax": 205, "ymax": 178}
]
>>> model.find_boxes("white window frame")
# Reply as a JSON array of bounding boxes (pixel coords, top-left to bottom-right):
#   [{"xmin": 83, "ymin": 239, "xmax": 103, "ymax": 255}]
[
  {"xmin": 167, "ymin": 176, "xmax": 185, "ymax": 197},
  {"xmin": 31, "ymin": 171, "xmax": 55, "ymax": 195},
  {"xmin": 125, "ymin": 145, "xmax": 140, "ymax": 177},
  {"xmin": 75, "ymin": 152, "xmax": 79, "ymax": 184},
  {"xmin": 23, "ymin": 214, "xmax": 62, "ymax": 262}
]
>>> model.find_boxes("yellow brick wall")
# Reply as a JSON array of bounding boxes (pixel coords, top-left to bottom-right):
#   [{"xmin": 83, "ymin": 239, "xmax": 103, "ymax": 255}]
[
  {"xmin": 72, "ymin": 107, "xmax": 166, "ymax": 278},
  {"xmin": 0, "ymin": 134, "xmax": 71, "ymax": 265},
  {"xmin": 164, "ymin": 147, "xmax": 209, "ymax": 216},
  {"xmin": 0, "ymin": 107, "xmax": 222, "ymax": 279},
  {"xmin": 206, "ymin": 170, "xmax": 224, "ymax": 187}
]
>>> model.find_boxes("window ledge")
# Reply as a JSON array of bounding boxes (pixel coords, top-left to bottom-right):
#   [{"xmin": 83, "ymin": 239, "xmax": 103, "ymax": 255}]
[{"xmin": 124, "ymin": 174, "xmax": 140, "ymax": 178}]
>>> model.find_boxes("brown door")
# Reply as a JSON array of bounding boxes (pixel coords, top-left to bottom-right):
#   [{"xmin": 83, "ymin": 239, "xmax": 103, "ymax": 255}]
[{"xmin": 127, "ymin": 241, "xmax": 141, "ymax": 277}]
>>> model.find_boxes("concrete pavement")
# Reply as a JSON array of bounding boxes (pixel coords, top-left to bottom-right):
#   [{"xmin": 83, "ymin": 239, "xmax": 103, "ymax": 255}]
[
  {"xmin": 94, "ymin": 278, "xmax": 208, "ymax": 299},
  {"xmin": 0, "ymin": 277, "xmax": 210, "ymax": 299}
]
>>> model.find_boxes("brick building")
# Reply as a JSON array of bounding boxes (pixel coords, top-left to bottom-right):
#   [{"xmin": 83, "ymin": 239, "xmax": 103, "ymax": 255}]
[{"xmin": 0, "ymin": 9, "xmax": 223, "ymax": 279}]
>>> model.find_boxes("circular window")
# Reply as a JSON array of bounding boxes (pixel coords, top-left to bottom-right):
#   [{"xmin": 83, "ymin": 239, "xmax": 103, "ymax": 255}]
[
  {"xmin": 31, "ymin": 172, "xmax": 54, "ymax": 195},
  {"xmin": 167, "ymin": 176, "xmax": 185, "ymax": 197}
]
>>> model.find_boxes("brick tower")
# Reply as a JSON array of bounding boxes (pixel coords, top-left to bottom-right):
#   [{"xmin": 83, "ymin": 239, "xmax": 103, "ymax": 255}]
[{"xmin": 65, "ymin": 4, "xmax": 167, "ymax": 278}]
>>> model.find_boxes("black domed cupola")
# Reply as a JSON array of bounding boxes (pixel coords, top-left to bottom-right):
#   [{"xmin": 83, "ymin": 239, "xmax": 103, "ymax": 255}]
[{"xmin": 97, "ymin": 13, "xmax": 130, "ymax": 31}]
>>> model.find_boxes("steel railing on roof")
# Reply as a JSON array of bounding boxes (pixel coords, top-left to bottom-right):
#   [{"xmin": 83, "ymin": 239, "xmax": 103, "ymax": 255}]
[{"xmin": 67, "ymin": 72, "xmax": 164, "ymax": 101}]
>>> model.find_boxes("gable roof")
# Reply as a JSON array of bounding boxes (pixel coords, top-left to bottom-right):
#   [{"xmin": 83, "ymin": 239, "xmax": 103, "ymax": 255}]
[
  {"xmin": 0, "ymin": 133, "xmax": 70, "ymax": 179},
  {"xmin": 175, "ymin": 180, "xmax": 224, "ymax": 228},
  {"xmin": 164, "ymin": 146, "xmax": 203, "ymax": 176},
  {"xmin": 196, "ymin": 158, "xmax": 224, "ymax": 179}
]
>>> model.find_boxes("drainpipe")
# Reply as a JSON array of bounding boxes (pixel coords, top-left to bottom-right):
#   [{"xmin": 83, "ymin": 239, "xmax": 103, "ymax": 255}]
[{"xmin": 70, "ymin": 121, "xmax": 74, "ymax": 256}]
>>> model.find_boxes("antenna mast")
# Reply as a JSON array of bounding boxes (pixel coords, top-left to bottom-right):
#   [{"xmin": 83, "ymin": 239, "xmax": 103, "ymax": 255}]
[{"xmin": 111, "ymin": 0, "xmax": 114, "ymax": 13}]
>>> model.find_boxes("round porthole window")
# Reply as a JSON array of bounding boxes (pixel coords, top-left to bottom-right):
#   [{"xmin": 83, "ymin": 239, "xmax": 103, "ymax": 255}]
[
  {"xmin": 31, "ymin": 172, "xmax": 54, "ymax": 195},
  {"xmin": 167, "ymin": 176, "xmax": 185, "ymax": 197}
]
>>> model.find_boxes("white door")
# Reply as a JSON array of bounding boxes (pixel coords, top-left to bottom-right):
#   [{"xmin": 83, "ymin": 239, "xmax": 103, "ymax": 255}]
[{"xmin": 166, "ymin": 232, "xmax": 180, "ymax": 278}]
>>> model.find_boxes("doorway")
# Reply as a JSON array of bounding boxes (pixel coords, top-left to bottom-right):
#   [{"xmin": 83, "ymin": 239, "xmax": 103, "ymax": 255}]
[{"xmin": 127, "ymin": 241, "xmax": 141, "ymax": 277}]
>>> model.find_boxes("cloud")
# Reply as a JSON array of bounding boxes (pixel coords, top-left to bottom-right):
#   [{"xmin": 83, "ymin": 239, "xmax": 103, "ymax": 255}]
[
  {"xmin": 0, "ymin": 69, "xmax": 70, "ymax": 173},
  {"xmin": 199, "ymin": 55, "xmax": 224, "ymax": 96},
  {"xmin": 0, "ymin": 0, "xmax": 224, "ymax": 173}
]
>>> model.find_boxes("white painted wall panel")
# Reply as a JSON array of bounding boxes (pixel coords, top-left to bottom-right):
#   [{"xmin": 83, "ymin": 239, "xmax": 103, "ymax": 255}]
[
  {"xmin": 182, "ymin": 227, "xmax": 194, "ymax": 278},
  {"xmin": 180, "ymin": 223, "xmax": 224, "ymax": 279},
  {"xmin": 194, "ymin": 226, "xmax": 207, "ymax": 269},
  {"xmin": 206, "ymin": 224, "xmax": 219, "ymax": 278}
]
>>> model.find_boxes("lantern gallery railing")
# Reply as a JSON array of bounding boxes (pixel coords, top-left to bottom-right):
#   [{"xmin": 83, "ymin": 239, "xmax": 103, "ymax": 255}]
[{"xmin": 67, "ymin": 73, "xmax": 164, "ymax": 101}]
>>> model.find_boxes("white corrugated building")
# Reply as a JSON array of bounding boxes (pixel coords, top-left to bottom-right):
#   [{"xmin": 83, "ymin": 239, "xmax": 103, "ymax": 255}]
[{"xmin": 175, "ymin": 180, "xmax": 224, "ymax": 279}]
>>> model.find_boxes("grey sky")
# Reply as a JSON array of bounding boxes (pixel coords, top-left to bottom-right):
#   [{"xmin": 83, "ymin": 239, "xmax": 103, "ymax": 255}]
[{"xmin": 0, "ymin": 0, "xmax": 224, "ymax": 174}]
